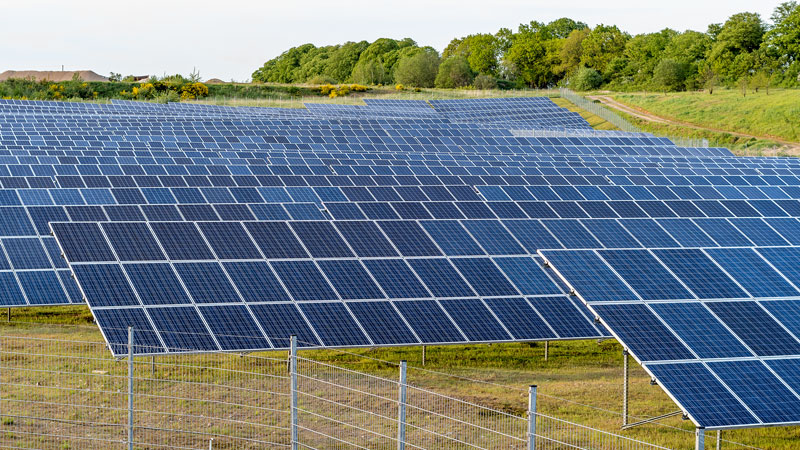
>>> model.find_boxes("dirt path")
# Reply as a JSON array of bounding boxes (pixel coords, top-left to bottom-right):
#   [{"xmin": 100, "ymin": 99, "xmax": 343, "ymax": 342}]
[{"xmin": 588, "ymin": 95, "xmax": 800, "ymax": 152}]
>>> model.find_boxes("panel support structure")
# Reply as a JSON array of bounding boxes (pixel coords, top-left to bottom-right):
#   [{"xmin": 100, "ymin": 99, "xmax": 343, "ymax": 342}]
[
  {"xmin": 716, "ymin": 430, "xmax": 721, "ymax": 450},
  {"xmin": 622, "ymin": 350, "xmax": 629, "ymax": 427},
  {"xmin": 696, "ymin": 427, "xmax": 705, "ymax": 450},
  {"xmin": 544, "ymin": 341, "xmax": 549, "ymax": 361},
  {"xmin": 290, "ymin": 335, "xmax": 298, "ymax": 450},
  {"xmin": 397, "ymin": 360, "xmax": 407, "ymax": 450},
  {"xmin": 422, "ymin": 345, "xmax": 426, "ymax": 366}
]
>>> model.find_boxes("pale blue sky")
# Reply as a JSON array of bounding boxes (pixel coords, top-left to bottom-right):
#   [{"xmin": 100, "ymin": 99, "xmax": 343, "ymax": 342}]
[{"xmin": 1, "ymin": 0, "xmax": 779, "ymax": 81}]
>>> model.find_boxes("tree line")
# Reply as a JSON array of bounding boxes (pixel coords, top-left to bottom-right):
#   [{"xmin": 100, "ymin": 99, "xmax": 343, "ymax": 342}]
[{"xmin": 251, "ymin": 2, "xmax": 800, "ymax": 92}]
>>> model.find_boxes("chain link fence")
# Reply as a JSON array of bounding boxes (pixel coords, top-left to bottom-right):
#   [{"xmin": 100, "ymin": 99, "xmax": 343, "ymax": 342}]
[{"xmin": 0, "ymin": 326, "xmax": 676, "ymax": 450}]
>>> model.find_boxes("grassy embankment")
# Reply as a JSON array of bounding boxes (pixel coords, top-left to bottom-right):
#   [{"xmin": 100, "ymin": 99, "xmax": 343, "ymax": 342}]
[{"xmin": 608, "ymin": 89, "xmax": 800, "ymax": 155}]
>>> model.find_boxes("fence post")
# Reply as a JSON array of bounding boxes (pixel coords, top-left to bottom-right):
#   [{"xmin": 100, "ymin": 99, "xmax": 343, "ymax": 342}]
[
  {"xmin": 127, "ymin": 326, "xmax": 134, "ymax": 450},
  {"xmin": 397, "ymin": 360, "xmax": 407, "ymax": 450},
  {"xmin": 290, "ymin": 335, "xmax": 298, "ymax": 450},
  {"xmin": 528, "ymin": 385, "xmax": 537, "ymax": 450}
]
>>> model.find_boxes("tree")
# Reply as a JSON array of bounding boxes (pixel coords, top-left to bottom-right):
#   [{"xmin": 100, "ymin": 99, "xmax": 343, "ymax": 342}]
[
  {"xmin": 570, "ymin": 66, "xmax": 603, "ymax": 90},
  {"xmin": 749, "ymin": 70, "xmax": 771, "ymax": 93},
  {"xmin": 624, "ymin": 29, "xmax": 677, "ymax": 84},
  {"xmin": 580, "ymin": 25, "xmax": 629, "ymax": 73},
  {"xmin": 435, "ymin": 56, "xmax": 474, "ymax": 88},
  {"xmin": 652, "ymin": 59, "xmax": 690, "ymax": 92},
  {"xmin": 707, "ymin": 12, "xmax": 766, "ymax": 82},
  {"xmin": 393, "ymin": 51, "xmax": 440, "ymax": 87},
  {"xmin": 555, "ymin": 28, "xmax": 590, "ymax": 77},
  {"xmin": 764, "ymin": 2, "xmax": 800, "ymax": 69},
  {"xmin": 443, "ymin": 34, "xmax": 502, "ymax": 76},
  {"xmin": 504, "ymin": 21, "xmax": 556, "ymax": 87},
  {"xmin": 699, "ymin": 65, "xmax": 719, "ymax": 94},
  {"xmin": 325, "ymin": 41, "xmax": 369, "ymax": 82},
  {"xmin": 351, "ymin": 60, "xmax": 389, "ymax": 85},
  {"xmin": 546, "ymin": 17, "xmax": 588, "ymax": 39}
]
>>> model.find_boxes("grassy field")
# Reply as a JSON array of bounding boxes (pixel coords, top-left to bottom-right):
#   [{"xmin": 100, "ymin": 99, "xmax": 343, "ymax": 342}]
[
  {"xmin": 607, "ymin": 89, "xmax": 800, "ymax": 154},
  {"xmin": 1, "ymin": 306, "xmax": 798, "ymax": 449}
]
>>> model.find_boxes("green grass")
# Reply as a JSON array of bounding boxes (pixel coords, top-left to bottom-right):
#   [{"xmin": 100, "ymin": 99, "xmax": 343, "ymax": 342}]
[
  {"xmin": 610, "ymin": 89, "xmax": 800, "ymax": 145},
  {"xmin": 551, "ymin": 97, "xmax": 619, "ymax": 131},
  {"xmin": 2, "ymin": 307, "xmax": 799, "ymax": 449}
]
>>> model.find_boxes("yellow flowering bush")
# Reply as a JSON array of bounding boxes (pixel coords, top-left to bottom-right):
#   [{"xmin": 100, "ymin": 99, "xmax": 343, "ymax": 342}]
[
  {"xmin": 179, "ymin": 82, "xmax": 209, "ymax": 100},
  {"xmin": 395, "ymin": 84, "xmax": 404, "ymax": 91}
]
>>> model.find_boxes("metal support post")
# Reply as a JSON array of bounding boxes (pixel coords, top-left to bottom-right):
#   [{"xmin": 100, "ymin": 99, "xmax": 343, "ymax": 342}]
[
  {"xmin": 622, "ymin": 350, "xmax": 629, "ymax": 427},
  {"xmin": 527, "ymin": 385, "xmax": 537, "ymax": 450},
  {"xmin": 6, "ymin": 308, "xmax": 9, "ymax": 322},
  {"xmin": 716, "ymin": 430, "xmax": 721, "ymax": 450},
  {"xmin": 695, "ymin": 427, "xmax": 705, "ymax": 450},
  {"xmin": 290, "ymin": 335, "xmax": 298, "ymax": 450},
  {"xmin": 544, "ymin": 341, "xmax": 549, "ymax": 361},
  {"xmin": 397, "ymin": 360, "xmax": 407, "ymax": 450},
  {"xmin": 127, "ymin": 327, "xmax": 134, "ymax": 450},
  {"xmin": 421, "ymin": 345, "xmax": 426, "ymax": 366},
  {"xmin": 208, "ymin": 438, "xmax": 214, "ymax": 450}
]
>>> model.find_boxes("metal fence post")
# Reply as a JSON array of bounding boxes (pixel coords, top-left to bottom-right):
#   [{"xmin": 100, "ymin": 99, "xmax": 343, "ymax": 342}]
[
  {"xmin": 127, "ymin": 327, "xmax": 134, "ymax": 450},
  {"xmin": 290, "ymin": 335, "xmax": 298, "ymax": 450},
  {"xmin": 397, "ymin": 360, "xmax": 407, "ymax": 450},
  {"xmin": 528, "ymin": 385, "xmax": 537, "ymax": 450}
]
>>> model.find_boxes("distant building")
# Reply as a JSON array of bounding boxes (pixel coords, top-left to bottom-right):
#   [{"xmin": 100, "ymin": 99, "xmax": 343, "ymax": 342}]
[{"xmin": 0, "ymin": 70, "xmax": 109, "ymax": 82}]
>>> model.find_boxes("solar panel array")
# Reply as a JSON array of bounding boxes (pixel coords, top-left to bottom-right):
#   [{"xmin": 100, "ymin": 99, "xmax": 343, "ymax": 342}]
[{"xmin": 3, "ymin": 96, "xmax": 799, "ymax": 430}]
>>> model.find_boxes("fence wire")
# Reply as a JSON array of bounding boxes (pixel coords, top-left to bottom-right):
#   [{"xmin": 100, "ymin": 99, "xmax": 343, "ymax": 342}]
[
  {"xmin": 559, "ymin": 88, "xmax": 710, "ymax": 148},
  {"xmin": 0, "ymin": 329, "xmax": 675, "ymax": 450}
]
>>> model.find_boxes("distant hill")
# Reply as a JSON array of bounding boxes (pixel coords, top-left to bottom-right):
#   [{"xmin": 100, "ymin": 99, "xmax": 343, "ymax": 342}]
[{"xmin": 0, "ymin": 70, "xmax": 108, "ymax": 82}]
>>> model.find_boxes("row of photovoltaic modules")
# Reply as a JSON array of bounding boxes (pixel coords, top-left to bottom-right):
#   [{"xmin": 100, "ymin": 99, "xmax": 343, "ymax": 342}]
[{"xmin": 3, "ymin": 97, "xmax": 795, "ymax": 430}]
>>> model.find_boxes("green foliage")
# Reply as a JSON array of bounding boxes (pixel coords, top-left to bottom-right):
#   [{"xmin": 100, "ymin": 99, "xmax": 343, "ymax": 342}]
[
  {"xmin": 652, "ymin": 59, "xmax": 691, "ymax": 92},
  {"xmin": 393, "ymin": 51, "xmax": 440, "ymax": 87},
  {"xmin": 580, "ymin": 24, "xmax": 629, "ymax": 74},
  {"xmin": 306, "ymin": 75, "xmax": 338, "ymax": 85},
  {"xmin": 473, "ymin": 74, "xmax": 498, "ymax": 90},
  {"xmin": 570, "ymin": 66, "xmax": 603, "ymax": 91},
  {"xmin": 247, "ymin": 2, "xmax": 800, "ymax": 91},
  {"xmin": 435, "ymin": 56, "xmax": 474, "ymax": 88}
]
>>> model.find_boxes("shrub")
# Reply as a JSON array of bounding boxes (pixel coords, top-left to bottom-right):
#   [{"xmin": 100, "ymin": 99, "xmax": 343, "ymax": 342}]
[
  {"xmin": 395, "ymin": 84, "xmax": 404, "ymax": 91},
  {"xmin": 435, "ymin": 56, "xmax": 474, "ymax": 88},
  {"xmin": 393, "ymin": 52, "xmax": 440, "ymax": 88},
  {"xmin": 652, "ymin": 59, "xmax": 690, "ymax": 93},
  {"xmin": 179, "ymin": 82, "xmax": 209, "ymax": 100},
  {"xmin": 570, "ymin": 66, "xmax": 603, "ymax": 91},
  {"xmin": 154, "ymin": 90, "xmax": 180, "ymax": 103},
  {"xmin": 307, "ymin": 75, "xmax": 338, "ymax": 85},
  {"xmin": 473, "ymin": 74, "xmax": 498, "ymax": 90}
]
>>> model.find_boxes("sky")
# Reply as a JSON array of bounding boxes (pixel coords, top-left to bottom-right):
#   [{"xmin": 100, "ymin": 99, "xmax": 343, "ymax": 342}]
[{"xmin": 1, "ymin": 0, "xmax": 780, "ymax": 82}]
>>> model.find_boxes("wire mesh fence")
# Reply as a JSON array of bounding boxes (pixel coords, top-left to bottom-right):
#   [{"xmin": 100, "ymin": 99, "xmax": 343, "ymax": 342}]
[
  {"xmin": 0, "ymin": 327, "xmax": 676, "ymax": 450},
  {"xmin": 559, "ymin": 88, "xmax": 710, "ymax": 148}
]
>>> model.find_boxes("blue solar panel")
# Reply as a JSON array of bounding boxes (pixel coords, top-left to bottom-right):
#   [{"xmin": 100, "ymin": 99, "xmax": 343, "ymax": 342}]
[
  {"xmin": 346, "ymin": 301, "xmax": 419, "ymax": 345},
  {"xmin": 592, "ymin": 304, "xmax": 694, "ymax": 361},
  {"xmin": 271, "ymin": 260, "xmax": 338, "ymax": 301},
  {"xmin": 485, "ymin": 297, "xmax": 553, "ymax": 340},
  {"xmin": 650, "ymin": 303, "xmax": 752, "ymax": 359},
  {"xmin": 708, "ymin": 360, "xmax": 800, "ymax": 424},
  {"xmin": 539, "ymin": 250, "xmax": 637, "ymax": 302},
  {"xmin": 318, "ymin": 260, "xmax": 384, "ymax": 300},
  {"xmin": 653, "ymin": 249, "xmax": 748, "ymax": 299},
  {"xmin": 706, "ymin": 302, "xmax": 800, "ymax": 357},
  {"xmin": 363, "ymin": 259, "xmax": 431, "ymax": 299},
  {"xmin": 223, "ymin": 261, "xmax": 290, "ymax": 302},
  {"xmin": 408, "ymin": 258, "xmax": 476, "ymax": 297},
  {"xmin": 439, "ymin": 299, "xmax": 511, "ymax": 341},
  {"xmin": 298, "ymin": 302, "xmax": 371, "ymax": 346},
  {"xmin": 706, "ymin": 248, "xmax": 799, "ymax": 297},
  {"xmin": 599, "ymin": 250, "xmax": 693, "ymax": 300},
  {"xmin": 646, "ymin": 363, "xmax": 757, "ymax": 427}
]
